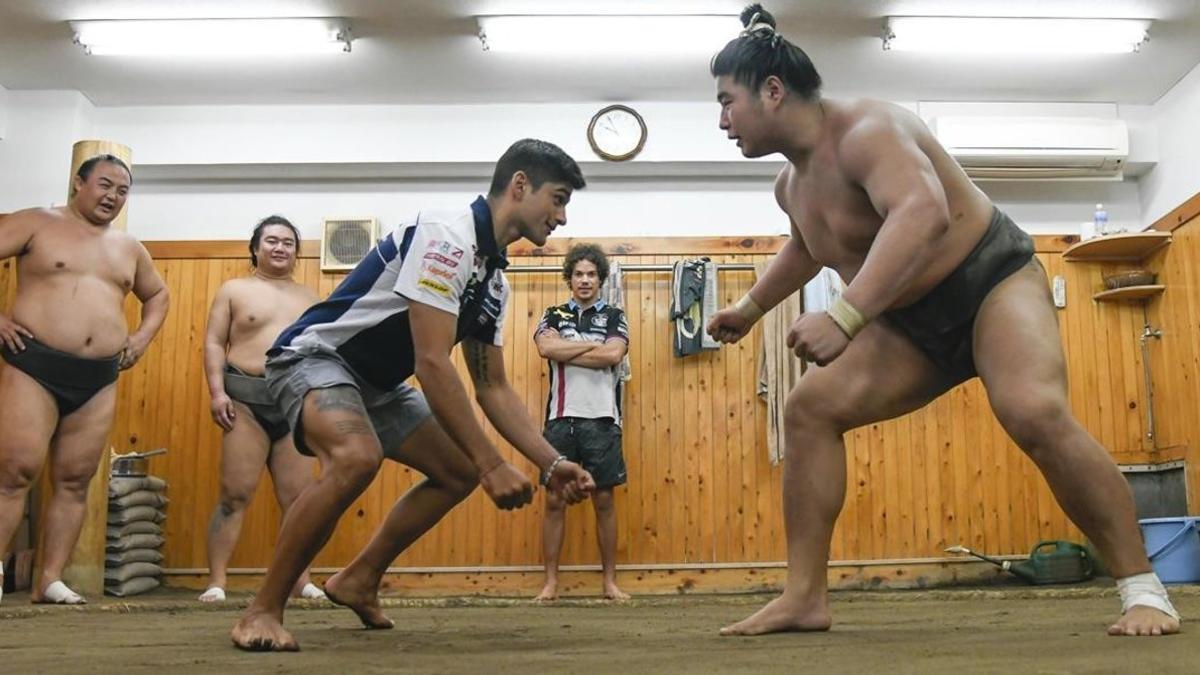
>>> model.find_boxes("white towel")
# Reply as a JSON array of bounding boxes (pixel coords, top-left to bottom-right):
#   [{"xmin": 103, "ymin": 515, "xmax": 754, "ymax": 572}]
[{"xmin": 600, "ymin": 261, "xmax": 632, "ymax": 382}]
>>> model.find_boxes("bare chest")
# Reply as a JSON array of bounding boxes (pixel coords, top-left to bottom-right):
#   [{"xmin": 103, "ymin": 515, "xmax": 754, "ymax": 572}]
[
  {"xmin": 229, "ymin": 286, "xmax": 311, "ymax": 334},
  {"xmin": 22, "ymin": 228, "xmax": 135, "ymax": 291},
  {"xmin": 784, "ymin": 165, "xmax": 882, "ymax": 269}
]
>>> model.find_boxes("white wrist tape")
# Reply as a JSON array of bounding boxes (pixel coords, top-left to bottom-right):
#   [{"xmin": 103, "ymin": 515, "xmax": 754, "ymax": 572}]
[
  {"xmin": 1116, "ymin": 572, "xmax": 1181, "ymax": 621},
  {"xmin": 734, "ymin": 294, "xmax": 765, "ymax": 324},
  {"xmin": 827, "ymin": 296, "xmax": 866, "ymax": 339}
]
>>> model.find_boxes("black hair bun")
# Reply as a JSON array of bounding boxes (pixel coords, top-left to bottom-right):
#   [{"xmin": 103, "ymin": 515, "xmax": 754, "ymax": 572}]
[{"xmin": 740, "ymin": 4, "xmax": 776, "ymax": 30}]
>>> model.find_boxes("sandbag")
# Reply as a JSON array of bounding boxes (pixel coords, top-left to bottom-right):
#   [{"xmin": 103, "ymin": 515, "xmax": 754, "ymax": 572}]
[
  {"xmin": 110, "ymin": 489, "xmax": 169, "ymax": 510},
  {"xmin": 105, "ymin": 533, "xmax": 164, "ymax": 553},
  {"xmin": 107, "ymin": 505, "xmax": 166, "ymax": 526},
  {"xmin": 105, "ymin": 548, "xmax": 164, "ymax": 566},
  {"xmin": 106, "ymin": 521, "xmax": 162, "ymax": 540},
  {"xmin": 104, "ymin": 561, "xmax": 163, "ymax": 584},
  {"xmin": 109, "ymin": 475, "xmax": 167, "ymax": 498},
  {"xmin": 104, "ymin": 576, "xmax": 160, "ymax": 597}
]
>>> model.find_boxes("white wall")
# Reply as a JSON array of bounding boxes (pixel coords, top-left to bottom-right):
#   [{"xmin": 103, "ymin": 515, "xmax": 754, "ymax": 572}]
[
  {"xmin": 0, "ymin": 91, "xmax": 94, "ymax": 212},
  {"xmin": 95, "ymin": 102, "xmax": 751, "ymax": 166},
  {"xmin": 131, "ymin": 180, "xmax": 789, "ymax": 241},
  {"xmin": 0, "ymin": 92, "xmax": 1158, "ymax": 239},
  {"xmin": 1139, "ymin": 60, "xmax": 1200, "ymax": 227},
  {"xmin": 0, "ymin": 85, "xmax": 9, "ymax": 141},
  {"xmin": 95, "ymin": 101, "xmax": 793, "ymax": 239}
]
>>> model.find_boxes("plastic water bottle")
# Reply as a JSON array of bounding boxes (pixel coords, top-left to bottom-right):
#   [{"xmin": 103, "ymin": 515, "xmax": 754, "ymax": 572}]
[{"xmin": 1094, "ymin": 203, "xmax": 1109, "ymax": 236}]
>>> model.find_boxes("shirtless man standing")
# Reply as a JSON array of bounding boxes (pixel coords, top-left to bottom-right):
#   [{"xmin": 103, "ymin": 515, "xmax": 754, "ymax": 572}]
[
  {"xmin": 706, "ymin": 4, "xmax": 1179, "ymax": 637},
  {"xmin": 0, "ymin": 154, "xmax": 169, "ymax": 605},
  {"xmin": 199, "ymin": 216, "xmax": 324, "ymax": 603}
]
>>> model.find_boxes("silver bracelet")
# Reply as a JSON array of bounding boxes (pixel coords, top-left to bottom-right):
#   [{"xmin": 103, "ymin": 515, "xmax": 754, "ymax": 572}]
[{"xmin": 540, "ymin": 455, "xmax": 568, "ymax": 486}]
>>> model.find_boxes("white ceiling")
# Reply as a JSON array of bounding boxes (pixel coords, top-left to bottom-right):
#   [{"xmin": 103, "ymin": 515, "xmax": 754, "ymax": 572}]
[{"xmin": 1, "ymin": 0, "xmax": 1198, "ymax": 106}]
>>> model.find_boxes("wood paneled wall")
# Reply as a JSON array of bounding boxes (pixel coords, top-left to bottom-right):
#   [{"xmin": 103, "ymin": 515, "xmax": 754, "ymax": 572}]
[
  {"xmin": 3, "ymin": 230, "xmax": 1188, "ymax": 591},
  {"xmin": 1148, "ymin": 209, "xmax": 1200, "ymax": 509}
]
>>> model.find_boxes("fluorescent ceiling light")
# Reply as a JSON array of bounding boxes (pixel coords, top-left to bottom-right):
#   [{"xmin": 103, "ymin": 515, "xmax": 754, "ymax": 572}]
[
  {"xmin": 477, "ymin": 15, "xmax": 739, "ymax": 55},
  {"xmin": 69, "ymin": 18, "xmax": 352, "ymax": 56},
  {"xmin": 883, "ymin": 17, "xmax": 1150, "ymax": 55}
]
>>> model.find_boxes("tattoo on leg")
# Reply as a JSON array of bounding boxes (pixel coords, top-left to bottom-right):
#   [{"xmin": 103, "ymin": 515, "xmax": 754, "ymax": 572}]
[
  {"xmin": 465, "ymin": 340, "xmax": 490, "ymax": 386},
  {"xmin": 313, "ymin": 387, "xmax": 367, "ymax": 414},
  {"xmin": 333, "ymin": 419, "xmax": 374, "ymax": 436}
]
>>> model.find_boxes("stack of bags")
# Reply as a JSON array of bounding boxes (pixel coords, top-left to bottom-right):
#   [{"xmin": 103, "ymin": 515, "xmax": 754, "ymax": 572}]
[{"xmin": 105, "ymin": 474, "xmax": 168, "ymax": 597}]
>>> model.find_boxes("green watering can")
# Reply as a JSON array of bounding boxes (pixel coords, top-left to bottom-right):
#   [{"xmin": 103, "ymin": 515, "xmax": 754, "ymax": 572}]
[{"xmin": 946, "ymin": 540, "xmax": 1095, "ymax": 585}]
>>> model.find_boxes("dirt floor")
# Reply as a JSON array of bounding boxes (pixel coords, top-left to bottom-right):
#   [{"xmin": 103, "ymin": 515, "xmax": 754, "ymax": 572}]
[{"xmin": 2, "ymin": 586, "xmax": 1199, "ymax": 674}]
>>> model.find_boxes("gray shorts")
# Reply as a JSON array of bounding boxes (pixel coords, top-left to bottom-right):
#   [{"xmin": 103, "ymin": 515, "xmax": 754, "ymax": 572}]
[{"xmin": 265, "ymin": 350, "xmax": 432, "ymax": 458}]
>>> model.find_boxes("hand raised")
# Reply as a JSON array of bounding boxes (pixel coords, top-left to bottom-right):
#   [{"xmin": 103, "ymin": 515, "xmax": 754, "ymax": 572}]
[{"xmin": 706, "ymin": 307, "xmax": 753, "ymax": 345}]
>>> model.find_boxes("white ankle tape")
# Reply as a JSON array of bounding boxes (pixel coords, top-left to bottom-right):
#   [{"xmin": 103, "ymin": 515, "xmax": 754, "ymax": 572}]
[{"xmin": 1116, "ymin": 572, "xmax": 1180, "ymax": 621}]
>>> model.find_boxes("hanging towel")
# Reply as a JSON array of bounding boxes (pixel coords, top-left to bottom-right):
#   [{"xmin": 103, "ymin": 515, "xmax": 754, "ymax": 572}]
[
  {"xmin": 803, "ymin": 267, "xmax": 844, "ymax": 315},
  {"xmin": 599, "ymin": 261, "xmax": 632, "ymax": 383},
  {"xmin": 701, "ymin": 259, "xmax": 720, "ymax": 349},
  {"xmin": 756, "ymin": 257, "xmax": 807, "ymax": 465},
  {"xmin": 671, "ymin": 258, "xmax": 719, "ymax": 357}
]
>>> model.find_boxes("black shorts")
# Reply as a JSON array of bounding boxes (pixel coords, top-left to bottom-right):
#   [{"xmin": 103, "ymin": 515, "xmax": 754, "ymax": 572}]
[
  {"xmin": 884, "ymin": 207, "xmax": 1035, "ymax": 384},
  {"xmin": 543, "ymin": 417, "xmax": 626, "ymax": 490},
  {"xmin": 1, "ymin": 336, "xmax": 119, "ymax": 416},
  {"xmin": 223, "ymin": 364, "xmax": 291, "ymax": 443}
]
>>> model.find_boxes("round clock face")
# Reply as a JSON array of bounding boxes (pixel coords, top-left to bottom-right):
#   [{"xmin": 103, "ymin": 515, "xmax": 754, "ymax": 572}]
[{"xmin": 588, "ymin": 104, "xmax": 647, "ymax": 161}]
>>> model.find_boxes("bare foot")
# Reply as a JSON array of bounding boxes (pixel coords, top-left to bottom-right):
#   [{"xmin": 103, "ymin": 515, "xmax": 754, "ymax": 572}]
[
  {"xmin": 230, "ymin": 611, "xmax": 299, "ymax": 652},
  {"xmin": 719, "ymin": 594, "xmax": 831, "ymax": 636},
  {"xmin": 1107, "ymin": 605, "xmax": 1181, "ymax": 636},
  {"xmin": 533, "ymin": 582, "xmax": 558, "ymax": 602},
  {"xmin": 324, "ymin": 571, "xmax": 394, "ymax": 629},
  {"xmin": 603, "ymin": 583, "xmax": 630, "ymax": 601}
]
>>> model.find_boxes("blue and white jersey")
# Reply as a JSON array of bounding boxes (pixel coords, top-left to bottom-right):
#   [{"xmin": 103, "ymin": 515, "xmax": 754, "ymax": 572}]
[
  {"xmin": 272, "ymin": 196, "xmax": 510, "ymax": 391},
  {"xmin": 536, "ymin": 299, "xmax": 628, "ymax": 425}
]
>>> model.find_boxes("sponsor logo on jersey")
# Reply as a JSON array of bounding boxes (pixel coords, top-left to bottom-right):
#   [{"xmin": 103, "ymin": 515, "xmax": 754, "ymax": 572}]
[
  {"xmin": 423, "ymin": 252, "xmax": 459, "ymax": 267},
  {"xmin": 425, "ymin": 239, "xmax": 465, "ymax": 259},
  {"xmin": 417, "ymin": 277, "xmax": 451, "ymax": 296},
  {"xmin": 421, "ymin": 263, "xmax": 457, "ymax": 281}
]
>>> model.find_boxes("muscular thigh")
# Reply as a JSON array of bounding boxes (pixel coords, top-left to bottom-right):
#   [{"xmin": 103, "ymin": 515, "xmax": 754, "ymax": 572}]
[
  {"xmin": 971, "ymin": 259, "xmax": 1068, "ymax": 416},
  {"xmin": 219, "ymin": 401, "xmax": 271, "ymax": 496},
  {"xmin": 267, "ymin": 433, "xmax": 317, "ymax": 502},
  {"xmin": 50, "ymin": 383, "xmax": 117, "ymax": 483},
  {"xmin": 794, "ymin": 316, "xmax": 955, "ymax": 430},
  {"xmin": 384, "ymin": 417, "xmax": 474, "ymax": 486},
  {"xmin": 0, "ymin": 365, "xmax": 58, "ymax": 467},
  {"xmin": 300, "ymin": 386, "xmax": 382, "ymax": 461}
]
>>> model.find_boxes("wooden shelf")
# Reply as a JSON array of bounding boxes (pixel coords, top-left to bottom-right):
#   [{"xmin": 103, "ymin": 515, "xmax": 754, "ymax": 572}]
[
  {"xmin": 1063, "ymin": 231, "xmax": 1172, "ymax": 262},
  {"xmin": 1093, "ymin": 285, "xmax": 1165, "ymax": 302}
]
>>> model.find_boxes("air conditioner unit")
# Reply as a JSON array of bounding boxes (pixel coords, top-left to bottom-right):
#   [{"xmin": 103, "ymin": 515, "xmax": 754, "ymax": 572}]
[
  {"xmin": 930, "ymin": 116, "xmax": 1129, "ymax": 180},
  {"xmin": 320, "ymin": 217, "xmax": 379, "ymax": 272}
]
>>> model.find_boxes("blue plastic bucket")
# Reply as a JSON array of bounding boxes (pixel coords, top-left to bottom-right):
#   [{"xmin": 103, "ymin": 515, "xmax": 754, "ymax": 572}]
[{"xmin": 1140, "ymin": 517, "xmax": 1200, "ymax": 584}]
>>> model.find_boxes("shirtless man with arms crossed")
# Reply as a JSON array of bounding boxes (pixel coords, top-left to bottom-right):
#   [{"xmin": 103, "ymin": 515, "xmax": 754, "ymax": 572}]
[
  {"xmin": 707, "ymin": 4, "xmax": 1179, "ymax": 638},
  {"xmin": 0, "ymin": 154, "xmax": 169, "ymax": 605}
]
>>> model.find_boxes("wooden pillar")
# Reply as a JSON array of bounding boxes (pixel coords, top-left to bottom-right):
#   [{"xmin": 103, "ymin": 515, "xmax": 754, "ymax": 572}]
[{"xmin": 31, "ymin": 139, "xmax": 132, "ymax": 598}]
